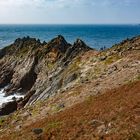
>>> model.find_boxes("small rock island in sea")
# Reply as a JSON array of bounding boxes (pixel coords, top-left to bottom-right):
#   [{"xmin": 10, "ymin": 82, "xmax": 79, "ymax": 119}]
[{"xmin": 0, "ymin": 35, "xmax": 140, "ymax": 139}]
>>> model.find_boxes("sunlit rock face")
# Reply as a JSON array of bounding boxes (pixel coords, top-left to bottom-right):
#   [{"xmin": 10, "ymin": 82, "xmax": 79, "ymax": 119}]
[{"xmin": 0, "ymin": 35, "xmax": 92, "ymax": 114}]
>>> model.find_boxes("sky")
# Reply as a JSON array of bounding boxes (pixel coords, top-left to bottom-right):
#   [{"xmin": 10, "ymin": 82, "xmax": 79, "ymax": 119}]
[{"xmin": 0, "ymin": 0, "xmax": 140, "ymax": 24}]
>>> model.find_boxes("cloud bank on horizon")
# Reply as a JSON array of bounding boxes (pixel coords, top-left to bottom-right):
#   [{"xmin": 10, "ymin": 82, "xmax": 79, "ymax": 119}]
[{"xmin": 0, "ymin": 0, "xmax": 140, "ymax": 24}]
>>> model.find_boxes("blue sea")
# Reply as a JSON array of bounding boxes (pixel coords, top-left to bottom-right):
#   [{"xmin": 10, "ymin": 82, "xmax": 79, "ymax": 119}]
[{"xmin": 0, "ymin": 24, "xmax": 140, "ymax": 49}]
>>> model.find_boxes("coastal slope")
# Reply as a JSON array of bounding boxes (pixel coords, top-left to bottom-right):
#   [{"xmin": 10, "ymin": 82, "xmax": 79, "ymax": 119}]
[{"xmin": 0, "ymin": 35, "xmax": 140, "ymax": 139}]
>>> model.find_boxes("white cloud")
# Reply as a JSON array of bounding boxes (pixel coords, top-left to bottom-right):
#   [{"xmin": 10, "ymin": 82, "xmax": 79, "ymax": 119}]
[
  {"xmin": 0, "ymin": 0, "xmax": 42, "ymax": 7},
  {"xmin": 0, "ymin": 0, "xmax": 139, "ymax": 24},
  {"xmin": 0, "ymin": 0, "xmax": 95, "ymax": 8},
  {"xmin": 0, "ymin": 0, "xmax": 138, "ymax": 7}
]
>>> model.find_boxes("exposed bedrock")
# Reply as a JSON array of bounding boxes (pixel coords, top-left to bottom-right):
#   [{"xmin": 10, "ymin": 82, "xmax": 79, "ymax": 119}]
[
  {"xmin": 0, "ymin": 35, "xmax": 92, "ymax": 111},
  {"xmin": 0, "ymin": 35, "xmax": 140, "ymax": 115}
]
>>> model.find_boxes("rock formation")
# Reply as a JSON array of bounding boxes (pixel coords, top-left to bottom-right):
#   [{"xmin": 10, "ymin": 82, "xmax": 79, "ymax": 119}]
[
  {"xmin": 0, "ymin": 35, "xmax": 92, "ymax": 115},
  {"xmin": 0, "ymin": 35, "xmax": 140, "ymax": 139}
]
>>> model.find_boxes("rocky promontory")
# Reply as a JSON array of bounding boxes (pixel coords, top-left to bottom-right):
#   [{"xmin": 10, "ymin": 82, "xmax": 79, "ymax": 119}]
[
  {"xmin": 0, "ymin": 35, "xmax": 92, "ymax": 115},
  {"xmin": 0, "ymin": 35, "xmax": 140, "ymax": 139}
]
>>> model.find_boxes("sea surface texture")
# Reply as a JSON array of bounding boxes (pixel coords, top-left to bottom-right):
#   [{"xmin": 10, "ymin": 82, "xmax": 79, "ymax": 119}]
[{"xmin": 0, "ymin": 24, "xmax": 140, "ymax": 49}]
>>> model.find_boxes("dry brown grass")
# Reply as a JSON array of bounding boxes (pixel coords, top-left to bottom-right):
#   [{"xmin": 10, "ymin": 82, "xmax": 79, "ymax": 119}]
[{"xmin": 0, "ymin": 80, "xmax": 140, "ymax": 140}]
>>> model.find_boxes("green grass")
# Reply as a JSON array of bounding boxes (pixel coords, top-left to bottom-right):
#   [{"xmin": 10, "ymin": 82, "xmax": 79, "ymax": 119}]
[
  {"xmin": 137, "ymin": 75, "xmax": 140, "ymax": 81},
  {"xmin": 104, "ymin": 55, "xmax": 120, "ymax": 65},
  {"xmin": 47, "ymin": 62, "xmax": 55, "ymax": 70},
  {"xmin": 45, "ymin": 121, "xmax": 62, "ymax": 131},
  {"xmin": 129, "ymin": 132, "xmax": 140, "ymax": 140},
  {"xmin": 15, "ymin": 47, "xmax": 29, "ymax": 58},
  {"xmin": 86, "ymin": 95, "xmax": 96, "ymax": 105}
]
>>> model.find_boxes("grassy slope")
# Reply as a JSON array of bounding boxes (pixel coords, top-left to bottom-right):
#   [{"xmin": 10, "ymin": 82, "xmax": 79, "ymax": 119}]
[
  {"xmin": 0, "ymin": 80, "xmax": 140, "ymax": 140},
  {"xmin": 0, "ymin": 36, "xmax": 140, "ymax": 140}
]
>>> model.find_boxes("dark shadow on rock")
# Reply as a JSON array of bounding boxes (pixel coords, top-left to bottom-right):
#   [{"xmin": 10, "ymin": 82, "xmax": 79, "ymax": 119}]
[{"xmin": 0, "ymin": 101, "xmax": 17, "ymax": 116}]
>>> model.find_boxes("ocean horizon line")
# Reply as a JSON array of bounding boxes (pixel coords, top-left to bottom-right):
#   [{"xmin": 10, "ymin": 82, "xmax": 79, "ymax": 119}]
[
  {"xmin": 0, "ymin": 23, "xmax": 140, "ymax": 26},
  {"xmin": 0, "ymin": 24, "xmax": 140, "ymax": 49}
]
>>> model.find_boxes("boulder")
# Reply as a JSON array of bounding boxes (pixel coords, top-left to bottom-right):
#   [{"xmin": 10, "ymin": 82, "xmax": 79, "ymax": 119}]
[
  {"xmin": 32, "ymin": 128, "xmax": 43, "ymax": 135},
  {"xmin": 0, "ymin": 101, "xmax": 17, "ymax": 116}
]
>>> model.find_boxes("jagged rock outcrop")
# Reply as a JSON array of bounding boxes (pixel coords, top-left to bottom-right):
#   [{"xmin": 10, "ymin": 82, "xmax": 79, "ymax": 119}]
[
  {"xmin": 0, "ymin": 35, "xmax": 140, "ymax": 139},
  {"xmin": 0, "ymin": 35, "xmax": 92, "ymax": 114},
  {"xmin": 101, "ymin": 35, "xmax": 140, "ymax": 57},
  {"xmin": 1, "ymin": 35, "xmax": 139, "ymax": 116}
]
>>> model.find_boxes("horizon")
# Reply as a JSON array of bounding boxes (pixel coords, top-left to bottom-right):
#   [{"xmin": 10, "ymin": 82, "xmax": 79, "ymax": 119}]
[
  {"xmin": 0, "ymin": 0, "xmax": 140, "ymax": 24},
  {"xmin": 0, "ymin": 23, "xmax": 140, "ymax": 25}
]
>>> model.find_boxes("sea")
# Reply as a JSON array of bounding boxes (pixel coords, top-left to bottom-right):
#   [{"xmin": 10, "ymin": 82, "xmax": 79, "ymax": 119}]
[
  {"xmin": 0, "ymin": 88, "xmax": 24, "ymax": 106},
  {"xmin": 0, "ymin": 24, "xmax": 140, "ymax": 49}
]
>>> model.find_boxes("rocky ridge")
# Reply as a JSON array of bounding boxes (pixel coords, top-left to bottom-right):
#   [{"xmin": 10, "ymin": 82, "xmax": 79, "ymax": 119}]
[
  {"xmin": 0, "ymin": 35, "xmax": 140, "ymax": 139},
  {"xmin": 0, "ymin": 35, "xmax": 92, "ymax": 114}
]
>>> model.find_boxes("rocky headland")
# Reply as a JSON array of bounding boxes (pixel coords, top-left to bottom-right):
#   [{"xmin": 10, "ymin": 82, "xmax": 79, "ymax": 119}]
[{"xmin": 0, "ymin": 35, "xmax": 140, "ymax": 139}]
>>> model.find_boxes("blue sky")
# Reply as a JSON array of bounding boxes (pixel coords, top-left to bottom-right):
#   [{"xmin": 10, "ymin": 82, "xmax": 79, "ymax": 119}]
[{"xmin": 0, "ymin": 0, "xmax": 140, "ymax": 24}]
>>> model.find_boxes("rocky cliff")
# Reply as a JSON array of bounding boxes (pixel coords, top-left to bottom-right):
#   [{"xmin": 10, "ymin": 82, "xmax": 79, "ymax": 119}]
[
  {"xmin": 0, "ymin": 35, "xmax": 92, "ymax": 114},
  {"xmin": 0, "ymin": 35, "xmax": 140, "ymax": 139}
]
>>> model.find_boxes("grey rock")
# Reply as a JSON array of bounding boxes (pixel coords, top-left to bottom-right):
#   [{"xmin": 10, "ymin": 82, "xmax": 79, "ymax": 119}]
[
  {"xmin": 89, "ymin": 119, "xmax": 104, "ymax": 128},
  {"xmin": 58, "ymin": 103, "xmax": 65, "ymax": 109},
  {"xmin": 63, "ymin": 73, "xmax": 77, "ymax": 86},
  {"xmin": 32, "ymin": 128, "xmax": 43, "ymax": 135},
  {"xmin": 12, "ymin": 96, "xmax": 16, "ymax": 101},
  {"xmin": 99, "ymin": 56, "xmax": 107, "ymax": 61},
  {"xmin": 107, "ymin": 65, "xmax": 118, "ymax": 75}
]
